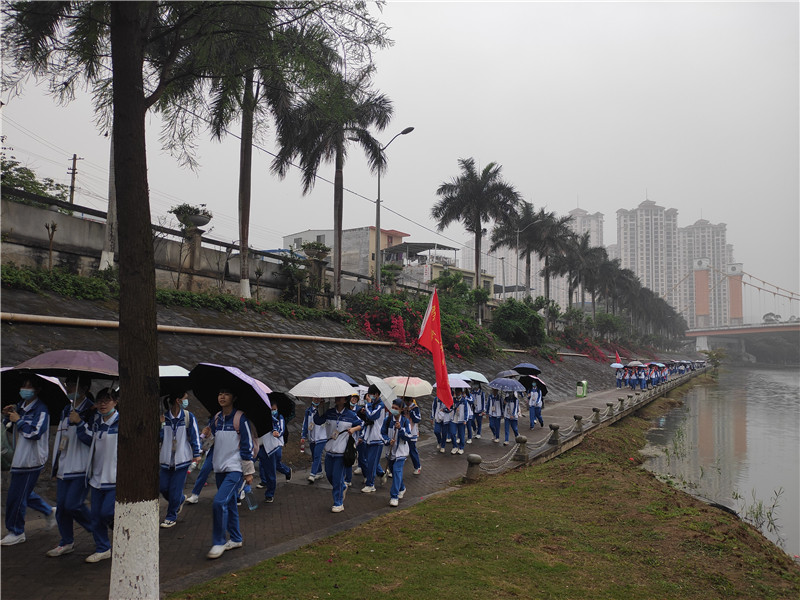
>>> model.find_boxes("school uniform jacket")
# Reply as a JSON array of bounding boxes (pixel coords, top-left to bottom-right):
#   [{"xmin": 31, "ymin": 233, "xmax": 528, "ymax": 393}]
[
  {"xmin": 77, "ymin": 411, "xmax": 119, "ymax": 490},
  {"xmin": 502, "ymin": 394, "xmax": 520, "ymax": 420},
  {"xmin": 487, "ymin": 393, "xmax": 503, "ymax": 418},
  {"xmin": 159, "ymin": 409, "xmax": 201, "ymax": 469},
  {"xmin": 452, "ymin": 396, "xmax": 468, "ymax": 424},
  {"xmin": 313, "ymin": 407, "xmax": 363, "ymax": 457},
  {"xmin": 529, "ymin": 388, "xmax": 543, "ymax": 408},
  {"xmin": 301, "ymin": 406, "xmax": 328, "ymax": 443},
  {"xmin": 52, "ymin": 396, "xmax": 94, "ymax": 479},
  {"xmin": 361, "ymin": 400, "xmax": 387, "ymax": 446},
  {"xmin": 433, "ymin": 397, "xmax": 453, "ymax": 423},
  {"xmin": 471, "ymin": 389, "xmax": 487, "ymax": 414},
  {"xmin": 381, "ymin": 415, "xmax": 415, "ymax": 460},
  {"xmin": 406, "ymin": 403, "xmax": 421, "ymax": 437},
  {"xmin": 4, "ymin": 398, "xmax": 49, "ymax": 473},
  {"xmin": 211, "ymin": 410, "xmax": 255, "ymax": 474},
  {"xmin": 259, "ymin": 413, "xmax": 285, "ymax": 456}
]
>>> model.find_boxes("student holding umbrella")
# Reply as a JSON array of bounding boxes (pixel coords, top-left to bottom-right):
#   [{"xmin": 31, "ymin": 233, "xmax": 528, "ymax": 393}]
[
  {"xmin": 313, "ymin": 395, "xmax": 362, "ymax": 513},
  {"xmin": 359, "ymin": 384, "xmax": 387, "ymax": 494},
  {"xmin": 1, "ymin": 376, "xmax": 56, "ymax": 546},
  {"xmin": 487, "ymin": 388, "xmax": 503, "ymax": 443},
  {"xmin": 381, "ymin": 398, "xmax": 414, "ymax": 507}
]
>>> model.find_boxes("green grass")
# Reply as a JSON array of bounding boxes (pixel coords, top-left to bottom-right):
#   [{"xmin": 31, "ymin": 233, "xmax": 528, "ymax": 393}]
[{"xmin": 168, "ymin": 398, "xmax": 800, "ymax": 600}]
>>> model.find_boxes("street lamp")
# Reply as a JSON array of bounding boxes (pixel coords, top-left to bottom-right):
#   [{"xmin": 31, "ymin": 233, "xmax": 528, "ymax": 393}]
[
  {"xmin": 375, "ymin": 126, "xmax": 414, "ymax": 292},
  {"xmin": 516, "ymin": 220, "xmax": 535, "ymax": 300}
]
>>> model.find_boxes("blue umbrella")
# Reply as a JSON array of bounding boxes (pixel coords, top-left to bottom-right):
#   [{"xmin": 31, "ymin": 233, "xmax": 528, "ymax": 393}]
[
  {"xmin": 513, "ymin": 363, "xmax": 541, "ymax": 376},
  {"xmin": 308, "ymin": 371, "xmax": 358, "ymax": 386},
  {"xmin": 488, "ymin": 377, "xmax": 526, "ymax": 392}
]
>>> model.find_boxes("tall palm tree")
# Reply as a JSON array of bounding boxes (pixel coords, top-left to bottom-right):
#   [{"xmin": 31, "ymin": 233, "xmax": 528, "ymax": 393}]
[
  {"xmin": 272, "ymin": 68, "xmax": 392, "ymax": 309},
  {"xmin": 491, "ymin": 200, "xmax": 539, "ymax": 298},
  {"xmin": 433, "ymin": 157, "xmax": 522, "ymax": 298},
  {"xmin": 528, "ymin": 208, "xmax": 573, "ymax": 307}
]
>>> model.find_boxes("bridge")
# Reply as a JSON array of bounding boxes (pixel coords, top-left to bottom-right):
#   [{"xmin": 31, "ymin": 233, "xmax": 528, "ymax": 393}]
[{"xmin": 686, "ymin": 322, "xmax": 800, "ymax": 364}]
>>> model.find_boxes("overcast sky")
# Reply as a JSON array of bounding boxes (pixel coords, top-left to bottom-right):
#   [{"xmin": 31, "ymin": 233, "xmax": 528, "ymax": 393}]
[{"xmin": 3, "ymin": 1, "xmax": 798, "ymax": 322}]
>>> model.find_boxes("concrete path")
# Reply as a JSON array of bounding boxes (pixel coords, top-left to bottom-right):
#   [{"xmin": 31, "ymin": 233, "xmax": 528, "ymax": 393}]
[{"xmin": 0, "ymin": 374, "xmax": 696, "ymax": 599}]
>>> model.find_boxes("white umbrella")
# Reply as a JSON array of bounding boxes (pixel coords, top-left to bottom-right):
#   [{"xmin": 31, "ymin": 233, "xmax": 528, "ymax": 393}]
[
  {"xmin": 289, "ymin": 376, "xmax": 356, "ymax": 399},
  {"xmin": 384, "ymin": 376, "xmax": 434, "ymax": 398},
  {"xmin": 433, "ymin": 374, "xmax": 471, "ymax": 389},
  {"xmin": 458, "ymin": 370, "xmax": 489, "ymax": 384},
  {"xmin": 627, "ymin": 360, "xmax": 644, "ymax": 367},
  {"xmin": 365, "ymin": 375, "xmax": 397, "ymax": 409}
]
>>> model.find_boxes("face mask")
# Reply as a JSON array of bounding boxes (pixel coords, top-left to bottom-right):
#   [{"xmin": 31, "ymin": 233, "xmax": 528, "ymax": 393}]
[
  {"xmin": 390, "ymin": 408, "xmax": 400, "ymax": 416},
  {"xmin": 181, "ymin": 398, "xmax": 189, "ymax": 409},
  {"xmin": 19, "ymin": 389, "xmax": 35, "ymax": 401},
  {"xmin": 271, "ymin": 410, "xmax": 278, "ymax": 417},
  {"xmin": 312, "ymin": 401, "xmax": 319, "ymax": 408},
  {"xmin": 67, "ymin": 392, "xmax": 78, "ymax": 402},
  {"xmin": 99, "ymin": 407, "xmax": 116, "ymax": 417}
]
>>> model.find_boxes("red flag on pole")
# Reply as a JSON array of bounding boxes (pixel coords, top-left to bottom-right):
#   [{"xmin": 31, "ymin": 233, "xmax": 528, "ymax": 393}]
[
  {"xmin": 418, "ymin": 289, "xmax": 453, "ymax": 408},
  {"xmin": 615, "ymin": 350, "xmax": 622, "ymax": 364}
]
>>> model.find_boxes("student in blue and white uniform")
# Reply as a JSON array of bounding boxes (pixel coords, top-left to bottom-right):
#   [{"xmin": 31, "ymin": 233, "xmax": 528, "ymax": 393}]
[
  {"xmin": 381, "ymin": 399, "xmax": 414, "ymax": 507},
  {"xmin": 46, "ymin": 375, "xmax": 94, "ymax": 557},
  {"xmin": 76, "ymin": 387, "xmax": 119, "ymax": 563},
  {"xmin": 1, "ymin": 377, "xmax": 55, "ymax": 547},
  {"xmin": 433, "ymin": 393, "xmax": 455, "ymax": 453},
  {"xmin": 402, "ymin": 397, "xmax": 422, "ymax": 474},
  {"xmin": 502, "ymin": 391, "xmax": 520, "ymax": 446},
  {"xmin": 638, "ymin": 368, "xmax": 647, "ymax": 390},
  {"xmin": 470, "ymin": 382, "xmax": 487, "ymax": 440},
  {"xmin": 313, "ymin": 395, "xmax": 362, "ymax": 513},
  {"xmin": 528, "ymin": 382, "xmax": 544, "ymax": 429},
  {"xmin": 258, "ymin": 406, "xmax": 286, "ymax": 503},
  {"xmin": 487, "ymin": 389, "xmax": 503, "ymax": 443},
  {"xmin": 464, "ymin": 388, "xmax": 475, "ymax": 444},
  {"xmin": 300, "ymin": 399, "xmax": 327, "ymax": 483},
  {"xmin": 344, "ymin": 394, "xmax": 361, "ymax": 487},
  {"xmin": 451, "ymin": 390, "xmax": 468, "ymax": 455},
  {"xmin": 615, "ymin": 368, "xmax": 623, "ymax": 389},
  {"xmin": 206, "ymin": 388, "xmax": 256, "ymax": 559},
  {"xmin": 185, "ymin": 421, "xmax": 214, "ymax": 504},
  {"xmin": 359, "ymin": 385, "xmax": 386, "ymax": 494},
  {"xmin": 159, "ymin": 390, "xmax": 201, "ymax": 528}
]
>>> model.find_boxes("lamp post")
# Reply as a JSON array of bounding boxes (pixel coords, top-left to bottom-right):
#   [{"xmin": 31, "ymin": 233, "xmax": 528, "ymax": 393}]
[
  {"xmin": 499, "ymin": 256, "xmax": 506, "ymax": 299},
  {"xmin": 515, "ymin": 221, "xmax": 535, "ymax": 301},
  {"xmin": 375, "ymin": 126, "xmax": 414, "ymax": 292}
]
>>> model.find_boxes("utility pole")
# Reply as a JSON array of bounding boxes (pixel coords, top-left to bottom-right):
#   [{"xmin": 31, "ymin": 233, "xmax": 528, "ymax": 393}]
[{"xmin": 67, "ymin": 153, "xmax": 83, "ymax": 204}]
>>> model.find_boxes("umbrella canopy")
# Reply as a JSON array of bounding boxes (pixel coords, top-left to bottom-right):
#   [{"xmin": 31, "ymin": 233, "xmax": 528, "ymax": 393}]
[
  {"xmin": 1, "ymin": 368, "xmax": 69, "ymax": 418},
  {"xmin": 188, "ymin": 363, "xmax": 273, "ymax": 437},
  {"xmin": 610, "ymin": 363, "xmax": 624, "ymax": 369},
  {"xmin": 527, "ymin": 375, "xmax": 549, "ymax": 397},
  {"xmin": 432, "ymin": 374, "xmax": 471, "ymax": 390},
  {"xmin": 488, "ymin": 377, "xmax": 526, "ymax": 392},
  {"xmin": 495, "ymin": 369, "xmax": 520, "ymax": 379},
  {"xmin": 626, "ymin": 360, "xmax": 644, "ymax": 368},
  {"xmin": 513, "ymin": 363, "xmax": 542, "ymax": 376},
  {"xmin": 289, "ymin": 376, "xmax": 356, "ymax": 399},
  {"xmin": 458, "ymin": 370, "xmax": 489, "ymax": 384},
  {"xmin": 159, "ymin": 365, "xmax": 191, "ymax": 397},
  {"xmin": 365, "ymin": 375, "xmax": 397, "ymax": 409},
  {"xmin": 13, "ymin": 349, "xmax": 118, "ymax": 378},
  {"xmin": 307, "ymin": 371, "xmax": 358, "ymax": 386},
  {"xmin": 383, "ymin": 376, "xmax": 433, "ymax": 398}
]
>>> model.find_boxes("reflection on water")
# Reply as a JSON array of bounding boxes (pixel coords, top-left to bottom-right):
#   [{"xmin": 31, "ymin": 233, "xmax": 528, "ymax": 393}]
[{"xmin": 644, "ymin": 368, "xmax": 800, "ymax": 558}]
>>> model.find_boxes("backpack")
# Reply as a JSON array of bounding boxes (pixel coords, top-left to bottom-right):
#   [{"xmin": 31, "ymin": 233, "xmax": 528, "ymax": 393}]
[
  {"xmin": 342, "ymin": 434, "xmax": 357, "ymax": 467},
  {"xmin": 215, "ymin": 410, "xmax": 260, "ymax": 458},
  {"xmin": 1, "ymin": 423, "xmax": 14, "ymax": 471}
]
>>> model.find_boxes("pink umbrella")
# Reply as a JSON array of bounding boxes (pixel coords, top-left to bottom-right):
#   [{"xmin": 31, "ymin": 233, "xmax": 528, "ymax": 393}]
[{"xmin": 13, "ymin": 350, "xmax": 118, "ymax": 378}]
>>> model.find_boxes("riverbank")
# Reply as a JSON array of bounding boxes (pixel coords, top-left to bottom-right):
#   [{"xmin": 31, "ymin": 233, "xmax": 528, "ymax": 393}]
[{"xmin": 168, "ymin": 391, "xmax": 800, "ymax": 600}]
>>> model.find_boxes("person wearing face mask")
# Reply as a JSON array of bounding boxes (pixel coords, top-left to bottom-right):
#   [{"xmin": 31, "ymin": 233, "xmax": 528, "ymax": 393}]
[
  {"xmin": 381, "ymin": 398, "xmax": 414, "ymax": 507},
  {"xmin": 257, "ymin": 406, "xmax": 287, "ymax": 503},
  {"xmin": 301, "ymin": 398, "xmax": 327, "ymax": 483},
  {"xmin": 359, "ymin": 384, "xmax": 387, "ymax": 494},
  {"xmin": 402, "ymin": 397, "xmax": 422, "ymax": 474},
  {"xmin": 487, "ymin": 388, "xmax": 503, "ymax": 443},
  {"xmin": 451, "ymin": 389, "xmax": 468, "ymax": 455},
  {"xmin": 344, "ymin": 394, "xmax": 362, "ymax": 488},
  {"xmin": 75, "ymin": 387, "xmax": 119, "ymax": 563},
  {"xmin": 46, "ymin": 375, "xmax": 95, "ymax": 557},
  {"xmin": 313, "ymin": 395, "xmax": 362, "ymax": 512},
  {"xmin": 158, "ymin": 390, "xmax": 201, "ymax": 528},
  {"xmin": 1, "ymin": 376, "xmax": 55, "ymax": 546},
  {"xmin": 470, "ymin": 383, "xmax": 486, "ymax": 440}
]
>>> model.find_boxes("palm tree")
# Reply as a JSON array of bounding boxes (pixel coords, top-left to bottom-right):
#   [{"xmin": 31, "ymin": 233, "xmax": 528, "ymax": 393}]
[
  {"xmin": 528, "ymin": 208, "xmax": 573, "ymax": 308},
  {"xmin": 433, "ymin": 157, "xmax": 522, "ymax": 297},
  {"xmin": 272, "ymin": 68, "xmax": 393, "ymax": 309},
  {"xmin": 490, "ymin": 200, "xmax": 536, "ymax": 298}
]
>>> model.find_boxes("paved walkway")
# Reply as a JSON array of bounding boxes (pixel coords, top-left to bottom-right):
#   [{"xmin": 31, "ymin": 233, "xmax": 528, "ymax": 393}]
[{"xmin": 0, "ymin": 376, "xmax": 694, "ymax": 599}]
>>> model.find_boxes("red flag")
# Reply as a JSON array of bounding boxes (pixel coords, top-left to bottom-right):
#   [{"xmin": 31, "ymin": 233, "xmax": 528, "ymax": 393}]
[
  {"xmin": 418, "ymin": 289, "xmax": 453, "ymax": 408},
  {"xmin": 615, "ymin": 350, "xmax": 621, "ymax": 364}
]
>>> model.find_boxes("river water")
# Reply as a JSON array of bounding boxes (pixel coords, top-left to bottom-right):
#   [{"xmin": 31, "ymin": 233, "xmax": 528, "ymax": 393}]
[{"xmin": 643, "ymin": 367, "xmax": 800, "ymax": 558}]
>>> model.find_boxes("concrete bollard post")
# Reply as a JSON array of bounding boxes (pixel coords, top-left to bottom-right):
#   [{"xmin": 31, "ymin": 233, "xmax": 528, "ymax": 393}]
[
  {"xmin": 628, "ymin": 393, "xmax": 634, "ymax": 406},
  {"xmin": 465, "ymin": 454, "xmax": 482, "ymax": 483},
  {"xmin": 573, "ymin": 415, "xmax": 583, "ymax": 434},
  {"xmin": 514, "ymin": 435, "xmax": 528, "ymax": 461},
  {"xmin": 618, "ymin": 397, "xmax": 625, "ymax": 412},
  {"xmin": 606, "ymin": 402, "xmax": 615, "ymax": 415},
  {"xmin": 592, "ymin": 407, "xmax": 601, "ymax": 423},
  {"xmin": 547, "ymin": 424, "xmax": 560, "ymax": 445}
]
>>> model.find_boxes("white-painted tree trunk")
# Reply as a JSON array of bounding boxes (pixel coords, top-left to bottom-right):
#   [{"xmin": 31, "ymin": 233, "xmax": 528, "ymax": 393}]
[
  {"xmin": 109, "ymin": 499, "xmax": 160, "ymax": 599},
  {"xmin": 239, "ymin": 278, "xmax": 251, "ymax": 298}
]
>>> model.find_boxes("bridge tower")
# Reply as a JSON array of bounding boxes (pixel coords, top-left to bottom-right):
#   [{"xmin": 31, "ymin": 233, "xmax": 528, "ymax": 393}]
[
  {"xmin": 693, "ymin": 258, "xmax": 711, "ymax": 328},
  {"xmin": 727, "ymin": 263, "xmax": 744, "ymax": 326}
]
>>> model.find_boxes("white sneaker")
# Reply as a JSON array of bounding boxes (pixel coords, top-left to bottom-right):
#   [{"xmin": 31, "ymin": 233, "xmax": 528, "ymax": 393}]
[
  {"xmin": 85, "ymin": 549, "xmax": 111, "ymax": 563},
  {"xmin": 160, "ymin": 519, "xmax": 176, "ymax": 529},
  {"xmin": 413, "ymin": 467, "xmax": 422, "ymax": 475},
  {"xmin": 224, "ymin": 540, "xmax": 243, "ymax": 551},
  {"xmin": 493, "ymin": 438, "xmax": 499, "ymax": 443},
  {"xmin": 475, "ymin": 434, "xmax": 481, "ymax": 439},
  {"xmin": 439, "ymin": 447, "xmax": 445, "ymax": 453},
  {"xmin": 353, "ymin": 467, "xmax": 362, "ymax": 475},
  {"xmin": 345, "ymin": 481, "xmax": 352, "ymax": 487},
  {"xmin": 457, "ymin": 449, "xmax": 464, "ymax": 455},
  {"xmin": 308, "ymin": 474, "xmax": 316, "ymax": 483},
  {"xmin": 387, "ymin": 472, "xmax": 393, "ymax": 478},
  {"xmin": 503, "ymin": 441, "xmax": 509, "ymax": 446},
  {"xmin": 398, "ymin": 488, "xmax": 406, "ymax": 499},
  {"xmin": 185, "ymin": 494, "xmax": 199, "ymax": 504},
  {"xmin": 206, "ymin": 545, "xmax": 226, "ymax": 559},
  {"xmin": 46, "ymin": 543, "xmax": 74, "ymax": 557},
  {"xmin": 45, "ymin": 507, "xmax": 57, "ymax": 529},
  {"xmin": 389, "ymin": 498, "xmax": 399, "ymax": 507},
  {"xmin": 315, "ymin": 472, "xmax": 324, "ymax": 480},
  {"xmin": 466, "ymin": 438, "xmax": 472, "ymax": 444},
  {"xmin": 450, "ymin": 448, "xmax": 458, "ymax": 455},
  {"xmin": 361, "ymin": 485, "xmax": 376, "ymax": 493},
  {"xmin": 331, "ymin": 504, "xmax": 344, "ymax": 513},
  {"xmin": 446, "ymin": 438, "xmax": 452, "ymax": 443},
  {"xmin": 0, "ymin": 533, "xmax": 25, "ymax": 546}
]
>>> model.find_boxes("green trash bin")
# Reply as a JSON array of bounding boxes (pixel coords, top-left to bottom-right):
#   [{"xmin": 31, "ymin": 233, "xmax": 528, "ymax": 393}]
[{"xmin": 576, "ymin": 380, "xmax": 588, "ymax": 398}]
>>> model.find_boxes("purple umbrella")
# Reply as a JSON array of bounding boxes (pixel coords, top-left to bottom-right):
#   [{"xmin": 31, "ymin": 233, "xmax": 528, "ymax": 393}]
[
  {"xmin": 513, "ymin": 363, "xmax": 542, "ymax": 376},
  {"xmin": 13, "ymin": 350, "xmax": 118, "ymax": 378},
  {"xmin": 432, "ymin": 374, "xmax": 471, "ymax": 389},
  {"xmin": 307, "ymin": 371, "xmax": 359, "ymax": 386},
  {"xmin": 188, "ymin": 363, "xmax": 273, "ymax": 437},
  {"xmin": 1, "ymin": 368, "xmax": 69, "ymax": 418},
  {"xmin": 488, "ymin": 377, "xmax": 526, "ymax": 392}
]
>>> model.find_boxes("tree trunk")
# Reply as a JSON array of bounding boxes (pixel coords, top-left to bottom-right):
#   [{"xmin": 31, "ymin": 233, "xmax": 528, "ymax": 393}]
[
  {"xmin": 473, "ymin": 228, "xmax": 482, "ymax": 325},
  {"xmin": 333, "ymin": 144, "xmax": 343, "ymax": 310},
  {"xmin": 524, "ymin": 251, "xmax": 531, "ymax": 299},
  {"xmin": 109, "ymin": 5, "xmax": 160, "ymax": 597},
  {"xmin": 238, "ymin": 70, "xmax": 255, "ymax": 299}
]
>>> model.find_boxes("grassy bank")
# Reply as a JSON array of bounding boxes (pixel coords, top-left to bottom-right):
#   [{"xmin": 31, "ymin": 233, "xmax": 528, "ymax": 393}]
[{"xmin": 169, "ymin": 394, "xmax": 800, "ymax": 600}]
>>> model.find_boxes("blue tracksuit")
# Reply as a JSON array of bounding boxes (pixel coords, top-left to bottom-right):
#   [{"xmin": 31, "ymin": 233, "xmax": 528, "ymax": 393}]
[
  {"xmin": 159, "ymin": 408, "xmax": 201, "ymax": 522},
  {"xmin": 381, "ymin": 415, "xmax": 414, "ymax": 500},
  {"xmin": 314, "ymin": 407, "xmax": 363, "ymax": 508},
  {"xmin": 360, "ymin": 400, "xmax": 386, "ymax": 488},
  {"xmin": 301, "ymin": 405, "xmax": 327, "ymax": 477}
]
